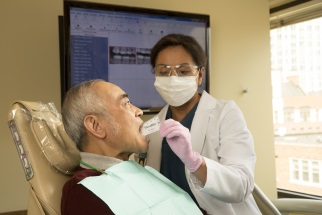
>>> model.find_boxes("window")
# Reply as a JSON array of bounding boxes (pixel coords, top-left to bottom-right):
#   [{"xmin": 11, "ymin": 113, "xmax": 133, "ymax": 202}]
[
  {"xmin": 312, "ymin": 161, "xmax": 320, "ymax": 183},
  {"xmin": 271, "ymin": 16, "xmax": 322, "ymax": 197},
  {"xmin": 290, "ymin": 159, "xmax": 322, "ymax": 186},
  {"xmin": 292, "ymin": 159, "xmax": 300, "ymax": 180},
  {"xmin": 300, "ymin": 106, "xmax": 310, "ymax": 122}
]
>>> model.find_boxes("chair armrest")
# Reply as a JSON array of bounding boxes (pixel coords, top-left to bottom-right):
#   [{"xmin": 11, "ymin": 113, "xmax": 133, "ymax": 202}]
[{"xmin": 271, "ymin": 198, "xmax": 322, "ymax": 214}]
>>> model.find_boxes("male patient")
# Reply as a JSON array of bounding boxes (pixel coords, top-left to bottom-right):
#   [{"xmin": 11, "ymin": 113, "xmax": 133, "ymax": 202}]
[{"xmin": 60, "ymin": 79, "xmax": 204, "ymax": 215}]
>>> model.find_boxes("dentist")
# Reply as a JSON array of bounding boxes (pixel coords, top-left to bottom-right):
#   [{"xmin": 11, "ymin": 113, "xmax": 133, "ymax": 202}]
[{"xmin": 146, "ymin": 34, "xmax": 262, "ymax": 215}]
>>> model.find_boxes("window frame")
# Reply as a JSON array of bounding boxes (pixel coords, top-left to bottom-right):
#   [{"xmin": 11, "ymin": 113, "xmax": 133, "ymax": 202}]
[{"xmin": 270, "ymin": 0, "xmax": 322, "ymax": 199}]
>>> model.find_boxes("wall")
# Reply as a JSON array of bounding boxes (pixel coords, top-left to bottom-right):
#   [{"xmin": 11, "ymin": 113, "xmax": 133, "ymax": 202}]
[{"xmin": 0, "ymin": 0, "xmax": 276, "ymax": 212}]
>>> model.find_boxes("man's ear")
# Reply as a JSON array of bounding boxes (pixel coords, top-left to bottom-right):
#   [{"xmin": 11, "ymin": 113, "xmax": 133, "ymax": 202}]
[{"xmin": 84, "ymin": 115, "xmax": 106, "ymax": 139}]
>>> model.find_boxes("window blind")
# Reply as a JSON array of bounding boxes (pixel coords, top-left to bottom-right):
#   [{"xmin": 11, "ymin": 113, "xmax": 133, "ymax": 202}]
[{"xmin": 270, "ymin": 0, "xmax": 322, "ymax": 29}]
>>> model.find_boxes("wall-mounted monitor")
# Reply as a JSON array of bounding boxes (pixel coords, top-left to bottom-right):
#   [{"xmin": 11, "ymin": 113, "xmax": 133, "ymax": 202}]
[{"xmin": 62, "ymin": 0, "xmax": 210, "ymax": 113}]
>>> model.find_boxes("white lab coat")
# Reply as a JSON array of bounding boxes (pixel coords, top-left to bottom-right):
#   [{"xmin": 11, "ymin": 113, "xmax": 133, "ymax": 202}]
[{"xmin": 146, "ymin": 91, "xmax": 262, "ymax": 215}]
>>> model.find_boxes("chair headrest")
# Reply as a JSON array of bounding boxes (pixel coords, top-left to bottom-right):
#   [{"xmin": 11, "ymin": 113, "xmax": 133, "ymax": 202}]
[{"xmin": 8, "ymin": 101, "xmax": 80, "ymax": 175}]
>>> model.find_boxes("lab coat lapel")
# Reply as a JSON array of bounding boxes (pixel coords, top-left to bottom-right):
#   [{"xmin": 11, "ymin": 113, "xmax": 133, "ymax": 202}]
[{"xmin": 190, "ymin": 91, "xmax": 216, "ymax": 154}]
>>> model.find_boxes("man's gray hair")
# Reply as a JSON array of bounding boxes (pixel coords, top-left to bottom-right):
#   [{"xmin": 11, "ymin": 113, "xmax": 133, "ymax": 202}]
[{"xmin": 62, "ymin": 79, "xmax": 111, "ymax": 151}]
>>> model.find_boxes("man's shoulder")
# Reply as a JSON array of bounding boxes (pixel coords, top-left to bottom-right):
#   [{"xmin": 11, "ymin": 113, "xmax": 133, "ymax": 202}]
[
  {"xmin": 62, "ymin": 167, "xmax": 102, "ymax": 201},
  {"xmin": 66, "ymin": 167, "xmax": 101, "ymax": 186},
  {"xmin": 61, "ymin": 167, "xmax": 115, "ymax": 215}
]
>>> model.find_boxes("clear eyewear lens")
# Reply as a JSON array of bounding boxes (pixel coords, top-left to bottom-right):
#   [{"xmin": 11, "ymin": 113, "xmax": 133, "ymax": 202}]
[{"xmin": 155, "ymin": 65, "xmax": 199, "ymax": 77}]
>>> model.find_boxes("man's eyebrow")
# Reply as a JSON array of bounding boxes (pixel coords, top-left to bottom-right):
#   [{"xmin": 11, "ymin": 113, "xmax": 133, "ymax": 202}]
[{"xmin": 120, "ymin": 93, "xmax": 129, "ymax": 100}]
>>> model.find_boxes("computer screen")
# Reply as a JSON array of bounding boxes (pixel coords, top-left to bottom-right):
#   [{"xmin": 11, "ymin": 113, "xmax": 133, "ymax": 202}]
[{"xmin": 62, "ymin": 1, "xmax": 210, "ymax": 113}]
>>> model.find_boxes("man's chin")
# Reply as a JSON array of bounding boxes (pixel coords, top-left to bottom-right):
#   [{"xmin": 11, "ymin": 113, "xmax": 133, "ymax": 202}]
[{"xmin": 140, "ymin": 146, "xmax": 149, "ymax": 153}]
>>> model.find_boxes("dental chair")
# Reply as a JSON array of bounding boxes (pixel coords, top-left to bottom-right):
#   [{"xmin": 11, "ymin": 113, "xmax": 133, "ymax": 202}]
[
  {"xmin": 7, "ymin": 101, "xmax": 80, "ymax": 215},
  {"xmin": 253, "ymin": 184, "xmax": 322, "ymax": 215},
  {"xmin": 253, "ymin": 181, "xmax": 322, "ymax": 215},
  {"xmin": 253, "ymin": 183, "xmax": 282, "ymax": 215},
  {"xmin": 7, "ymin": 100, "xmax": 322, "ymax": 215}
]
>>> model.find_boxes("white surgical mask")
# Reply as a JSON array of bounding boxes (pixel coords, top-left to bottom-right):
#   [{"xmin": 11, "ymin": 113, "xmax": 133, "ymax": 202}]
[{"xmin": 154, "ymin": 76, "xmax": 198, "ymax": 107}]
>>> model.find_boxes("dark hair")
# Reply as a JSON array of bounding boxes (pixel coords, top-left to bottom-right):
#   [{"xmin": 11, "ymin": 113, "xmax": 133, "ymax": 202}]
[{"xmin": 150, "ymin": 34, "xmax": 207, "ymax": 68}]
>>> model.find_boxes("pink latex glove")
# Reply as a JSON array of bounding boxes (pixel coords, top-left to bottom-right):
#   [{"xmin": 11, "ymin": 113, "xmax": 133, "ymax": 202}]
[{"xmin": 159, "ymin": 119, "xmax": 202, "ymax": 172}]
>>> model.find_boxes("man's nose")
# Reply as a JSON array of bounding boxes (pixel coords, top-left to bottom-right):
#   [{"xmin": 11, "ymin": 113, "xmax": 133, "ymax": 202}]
[{"xmin": 134, "ymin": 106, "xmax": 143, "ymax": 117}]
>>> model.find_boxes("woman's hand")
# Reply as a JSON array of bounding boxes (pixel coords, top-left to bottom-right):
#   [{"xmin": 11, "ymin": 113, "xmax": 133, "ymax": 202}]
[{"xmin": 159, "ymin": 119, "xmax": 202, "ymax": 172}]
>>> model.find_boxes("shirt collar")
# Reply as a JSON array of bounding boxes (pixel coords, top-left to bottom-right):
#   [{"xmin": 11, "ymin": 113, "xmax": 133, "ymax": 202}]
[{"xmin": 80, "ymin": 152, "xmax": 123, "ymax": 170}]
